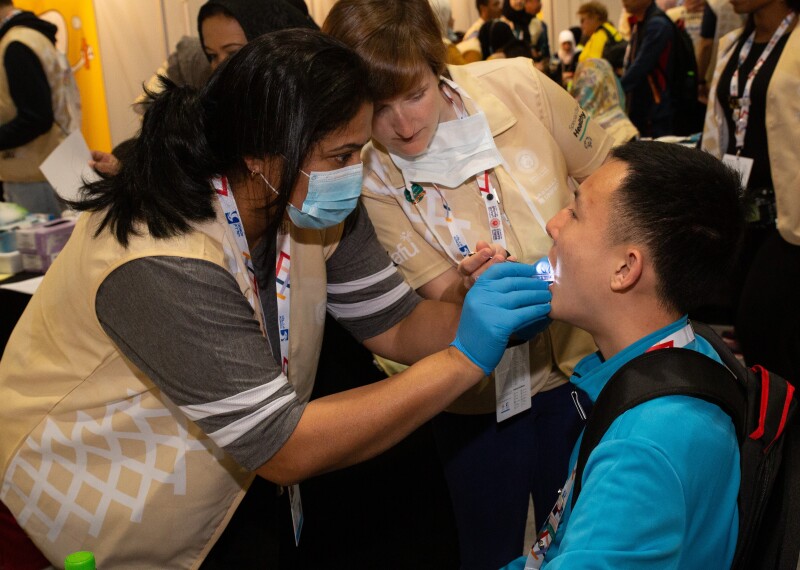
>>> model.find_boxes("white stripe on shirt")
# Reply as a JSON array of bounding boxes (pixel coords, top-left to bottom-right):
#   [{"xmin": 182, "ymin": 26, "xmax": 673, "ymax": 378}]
[
  {"xmin": 327, "ymin": 281, "xmax": 412, "ymax": 320},
  {"xmin": 327, "ymin": 263, "xmax": 397, "ymax": 295},
  {"xmin": 205, "ymin": 393, "xmax": 297, "ymax": 448},
  {"xmin": 179, "ymin": 374, "xmax": 291, "ymax": 420}
]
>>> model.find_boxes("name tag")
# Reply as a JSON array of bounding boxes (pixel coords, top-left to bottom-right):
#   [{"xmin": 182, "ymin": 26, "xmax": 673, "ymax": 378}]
[
  {"xmin": 722, "ymin": 153, "xmax": 754, "ymax": 188},
  {"xmin": 495, "ymin": 343, "xmax": 532, "ymax": 422}
]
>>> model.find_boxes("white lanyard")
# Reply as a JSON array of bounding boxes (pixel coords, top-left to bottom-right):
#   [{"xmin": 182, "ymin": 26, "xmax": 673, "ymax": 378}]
[
  {"xmin": 433, "ymin": 84, "xmax": 509, "ymax": 257},
  {"xmin": 275, "ymin": 229, "xmax": 291, "ymax": 375},
  {"xmin": 213, "ymin": 176, "xmax": 260, "ymax": 308},
  {"xmin": 729, "ymin": 12, "xmax": 795, "ymax": 153},
  {"xmin": 431, "ymin": 170, "xmax": 508, "ymax": 257},
  {"xmin": 400, "ymin": 80, "xmax": 549, "ymax": 263},
  {"xmin": 214, "ymin": 176, "xmax": 291, "ymax": 374},
  {"xmin": 523, "ymin": 321, "xmax": 696, "ymax": 569}
]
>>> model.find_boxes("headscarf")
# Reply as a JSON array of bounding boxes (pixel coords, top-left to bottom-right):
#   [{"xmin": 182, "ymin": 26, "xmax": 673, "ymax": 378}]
[
  {"xmin": 569, "ymin": 58, "xmax": 639, "ymax": 145},
  {"xmin": 502, "ymin": 0, "xmax": 533, "ymax": 42},
  {"xmin": 198, "ymin": 0, "xmax": 317, "ymax": 50},
  {"xmin": 557, "ymin": 29, "xmax": 576, "ymax": 65}
]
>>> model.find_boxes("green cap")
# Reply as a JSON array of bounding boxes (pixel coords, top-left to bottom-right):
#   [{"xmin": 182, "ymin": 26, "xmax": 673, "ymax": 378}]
[{"xmin": 64, "ymin": 551, "xmax": 96, "ymax": 570}]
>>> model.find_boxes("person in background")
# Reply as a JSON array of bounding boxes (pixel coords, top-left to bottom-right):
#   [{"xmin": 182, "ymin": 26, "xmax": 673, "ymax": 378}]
[
  {"xmin": 696, "ymin": 0, "xmax": 746, "ymax": 103},
  {"xmin": 554, "ymin": 29, "xmax": 581, "ymax": 88},
  {"xmin": 0, "ymin": 0, "xmax": 78, "ymax": 217},
  {"xmin": 503, "ymin": 0, "xmax": 534, "ymax": 41},
  {"xmin": 324, "ymin": 1, "xmax": 614, "ymax": 567},
  {"xmin": 197, "ymin": 0, "xmax": 317, "ymax": 70},
  {"xmin": 0, "ymin": 29, "xmax": 550, "ymax": 568},
  {"xmin": 133, "ymin": 36, "xmax": 212, "ymax": 116},
  {"xmin": 90, "ymin": 0, "xmax": 315, "ymax": 176},
  {"xmin": 701, "ymin": 0, "xmax": 800, "ymax": 381},
  {"xmin": 478, "ymin": 18, "xmax": 517, "ymax": 59},
  {"xmin": 430, "ymin": 0, "xmax": 468, "ymax": 65},
  {"xmin": 524, "ymin": 0, "xmax": 550, "ymax": 65},
  {"xmin": 494, "ymin": 37, "xmax": 536, "ymax": 58},
  {"xmin": 570, "ymin": 58, "xmax": 639, "ymax": 144},
  {"xmin": 620, "ymin": 0, "xmax": 676, "ymax": 137},
  {"xmin": 577, "ymin": 1, "xmax": 623, "ymax": 66},
  {"xmin": 457, "ymin": 0, "xmax": 504, "ymax": 61},
  {"xmin": 666, "ymin": 0, "xmax": 707, "ymax": 48},
  {"xmin": 503, "ymin": 140, "xmax": 743, "ymax": 569}
]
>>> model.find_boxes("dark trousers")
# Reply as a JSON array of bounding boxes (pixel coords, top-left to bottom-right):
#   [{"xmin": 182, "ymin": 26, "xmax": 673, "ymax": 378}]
[
  {"xmin": 432, "ymin": 383, "xmax": 589, "ymax": 570},
  {"xmin": 737, "ymin": 230, "xmax": 800, "ymax": 381}
]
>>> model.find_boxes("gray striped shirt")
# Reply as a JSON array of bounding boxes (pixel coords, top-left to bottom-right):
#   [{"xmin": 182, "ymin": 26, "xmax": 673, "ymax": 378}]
[{"xmin": 96, "ymin": 203, "xmax": 420, "ymax": 471}]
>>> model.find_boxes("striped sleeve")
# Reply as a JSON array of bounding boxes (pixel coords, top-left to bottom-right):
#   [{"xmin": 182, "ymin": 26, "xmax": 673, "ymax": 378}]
[
  {"xmin": 96, "ymin": 256, "xmax": 305, "ymax": 471},
  {"xmin": 326, "ymin": 202, "xmax": 422, "ymax": 341}
]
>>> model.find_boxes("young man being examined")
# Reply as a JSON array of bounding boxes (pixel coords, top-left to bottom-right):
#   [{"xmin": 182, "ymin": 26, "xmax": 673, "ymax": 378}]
[{"xmin": 505, "ymin": 140, "xmax": 744, "ymax": 568}]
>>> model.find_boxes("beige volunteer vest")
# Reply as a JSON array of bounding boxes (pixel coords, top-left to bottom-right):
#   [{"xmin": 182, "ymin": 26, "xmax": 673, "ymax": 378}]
[
  {"xmin": 0, "ymin": 203, "xmax": 339, "ymax": 567},
  {"xmin": 0, "ymin": 27, "xmax": 71, "ymax": 182},
  {"xmin": 362, "ymin": 58, "xmax": 609, "ymax": 414},
  {"xmin": 701, "ymin": 25, "xmax": 800, "ymax": 246}
]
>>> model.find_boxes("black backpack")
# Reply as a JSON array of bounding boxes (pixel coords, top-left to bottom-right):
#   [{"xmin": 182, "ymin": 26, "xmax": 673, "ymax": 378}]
[
  {"xmin": 600, "ymin": 24, "xmax": 628, "ymax": 72},
  {"xmin": 661, "ymin": 14, "xmax": 705, "ymax": 135},
  {"xmin": 572, "ymin": 321, "xmax": 800, "ymax": 570}
]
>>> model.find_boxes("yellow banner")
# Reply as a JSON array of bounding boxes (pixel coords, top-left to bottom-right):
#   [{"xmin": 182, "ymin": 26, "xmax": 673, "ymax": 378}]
[{"xmin": 15, "ymin": 0, "xmax": 111, "ymax": 152}]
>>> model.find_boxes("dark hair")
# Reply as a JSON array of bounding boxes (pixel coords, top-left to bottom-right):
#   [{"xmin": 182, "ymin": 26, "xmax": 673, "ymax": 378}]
[
  {"xmin": 478, "ymin": 19, "xmax": 515, "ymax": 59},
  {"xmin": 198, "ymin": 0, "xmax": 318, "ymax": 56},
  {"xmin": 608, "ymin": 141, "xmax": 745, "ymax": 314},
  {"xmin": 323, "ymin": 0, "xmax": 447, "ymax": 101},
  {"xmin": 787, "ymin": 0, "xmax": 800, "ymax": 12},
  {"xmin": 476, "ymin": 0, "xmax": 490, "ymax": 12},
  {"xmin": 73, "ymin": 30, "xmax": 371, "ymax": 247},
  {"xmin": 0, "ymin": 1, "xmax": 14, "ymax": 8},
  {"xmin": 500, "ymin": 38, "xmax": 534, "ymax": 59}
]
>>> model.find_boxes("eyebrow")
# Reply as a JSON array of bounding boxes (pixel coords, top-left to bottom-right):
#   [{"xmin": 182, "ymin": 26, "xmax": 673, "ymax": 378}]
[{"xmin": 327, "ymin": 140, "xmax": 370, "ymax": 154}]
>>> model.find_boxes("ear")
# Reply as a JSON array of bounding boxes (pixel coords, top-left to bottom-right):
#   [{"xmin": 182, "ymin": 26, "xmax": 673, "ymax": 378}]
[
  {"xmin": 244, "ymin": 157, "xmax": 265, "ymax": 177},
  {"xmin": 610, "ymin": 247, "xmax": 644, "ymax": 292}
]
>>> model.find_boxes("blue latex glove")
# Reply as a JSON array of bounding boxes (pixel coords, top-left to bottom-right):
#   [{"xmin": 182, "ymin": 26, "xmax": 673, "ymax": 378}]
[{"xmin": 452, "ymin": 262, "xmax": 552, "ymax": 374}]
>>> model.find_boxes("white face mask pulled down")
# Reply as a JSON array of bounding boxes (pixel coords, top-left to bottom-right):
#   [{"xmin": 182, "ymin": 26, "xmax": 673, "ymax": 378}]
[{"xmin": 388, "ymin": 103, "xmax": 503, "ymax": 189}]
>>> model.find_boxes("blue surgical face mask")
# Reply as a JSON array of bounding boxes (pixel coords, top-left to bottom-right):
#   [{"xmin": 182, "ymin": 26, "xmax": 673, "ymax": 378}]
[{"xmin": 287, "ymin": 162, "xmax": 363, "ymax": 229}]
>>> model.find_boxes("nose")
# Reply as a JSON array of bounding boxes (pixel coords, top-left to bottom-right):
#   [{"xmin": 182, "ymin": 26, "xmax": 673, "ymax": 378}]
[
  {"xmin": 392, "ymin": 110, "xmax": 416, "ymax": 139},
  {"xmin": 546, "ymin": 209, "xmax": 566, "ymax": 240}
]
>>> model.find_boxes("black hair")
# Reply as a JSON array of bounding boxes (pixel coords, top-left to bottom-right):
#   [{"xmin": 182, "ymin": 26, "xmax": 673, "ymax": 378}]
[
  {"xmin": 476, "ymin": 0, "xmax": 490, "ymax": 12},
  {"xmin": 478, "ymin": 19, "xmax": 515, "ymax": 59},
  {"xmin": 198, "ymin": 0, "xmax": 318, "ymax": 58},
  {"xmin": 608, "ymin": 141, "xmax": 746, "ymax": 314},
  {"xmin": 500, "ymin": 38, "xmax": 534, "ymax": 59},
  {"xmin": 72, "ymin": 30, "xmax": 371, "ymax": 247}
]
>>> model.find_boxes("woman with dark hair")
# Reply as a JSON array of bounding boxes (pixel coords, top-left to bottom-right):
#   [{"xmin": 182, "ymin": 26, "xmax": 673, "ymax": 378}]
[
  {"xmin": 0, "ymin": 30, "xmax": 549, "ymax": 568},
  {"xmin": 701, "ymin": 0, "xmax": 800, "ymax": 380},
  {"xmin": 478, "ymin": 18, "xmax": 516, "ymax": 59},
  {"xmin": 90, "ymin": 0, "xmax": 316, "ymax": 174},
  {"xmin": 325, "ymin": 1, "xmax": 614, "ymax": 567},
  {"xmin": 198, "ymin": 0, "xmax": 317, "ymax": 70}
]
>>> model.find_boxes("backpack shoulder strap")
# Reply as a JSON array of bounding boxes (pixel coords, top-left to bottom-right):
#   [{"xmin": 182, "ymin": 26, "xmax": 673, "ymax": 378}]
[
  {"xmin": 572, "ymin": 347, "xmax": 746, "ymax": 508},
  {"xmin": 600, "ymin": 23, "xmax": 618, "ymax": 44}
]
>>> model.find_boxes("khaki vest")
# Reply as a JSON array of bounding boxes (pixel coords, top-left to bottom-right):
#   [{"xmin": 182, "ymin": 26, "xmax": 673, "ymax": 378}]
[
  {"xmin": 0, "ymin": 27, "xmax": 70, "ymax": 182},
  {"xmin": 0, "ymin": 199, "xmax": 340, "ymax": 567},
  {"xmin": 701, "ymin": 25, "xmax": 800, "ymax": 246},
  {"xmin": 362, "ymin": 58, "xmax": 610, "ymax": 413}
]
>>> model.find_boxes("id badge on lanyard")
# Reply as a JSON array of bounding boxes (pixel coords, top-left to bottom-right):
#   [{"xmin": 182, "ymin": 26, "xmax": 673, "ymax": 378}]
[
  {"xmin": 724, "ymin": 12, "xmax": 795, "ymax": 187},
  {"xmin": 214, "ymin": 179, "xmax": 303, "ymax": 544},
  {"xmin": 275, "ymin": 228, "xmax": 302, "ymax": 544},
  {"xmin": 523, "ymin": 323, "xmax": 696, "ymax": 568}
]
